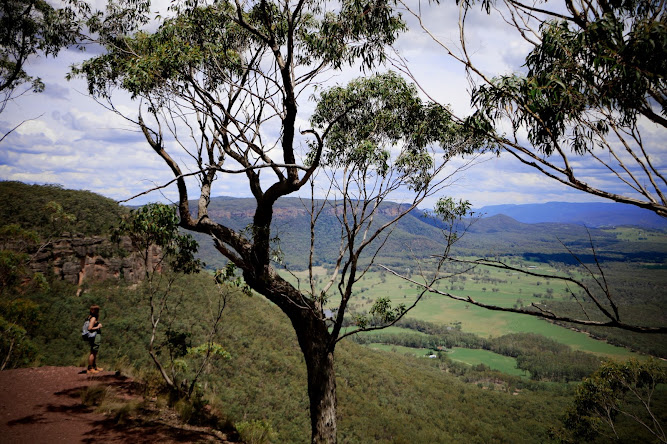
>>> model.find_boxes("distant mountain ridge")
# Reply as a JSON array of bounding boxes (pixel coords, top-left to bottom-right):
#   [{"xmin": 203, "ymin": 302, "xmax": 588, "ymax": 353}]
[
  {"xmin": 190, "ymin": 196, "xmax": 667, "ymax": 270},
  {"xmin": 477, "ymin": 201, "xmax": 667, "ymax": 229}
]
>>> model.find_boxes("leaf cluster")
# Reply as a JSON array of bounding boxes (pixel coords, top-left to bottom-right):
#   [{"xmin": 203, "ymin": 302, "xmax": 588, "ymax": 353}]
[
  {"xmin": 0, "ymin": 0, "xmax": 82, "ymax": 102},
  {"xmin": 115, "ymin": 203, "xmax": 202, "ymax": 274},
  {"xmin": 72, "ymin": 2, "xmax": 248, "ymax": 100},
  {"xmin": 214, "ymin": 262, "xmax": 251, "ymax": 296},
  {"xmin": 311, "ymin": 72, "xmax": 479, "ymax": 191},
  {"xmin": 297, "ymin": 0, "xmax": 406, "ymax": 70},
  {"xmin": 468, "ymin": 0, "xmax": 666, "ymax": 156},
  {"xmin": 354, "ymin": 296, "xmax": 406, "ymax": 328},
  {"xmin": 0, "ymin": 297, "xmax": 41, "ymax": 370},
  {"xmin": 558, "ymin": 358, "xmax": 666, "ymax": 442},
  {"xmin": 72, "ymin": 0, "xmax": 407, "ymax": 100}
]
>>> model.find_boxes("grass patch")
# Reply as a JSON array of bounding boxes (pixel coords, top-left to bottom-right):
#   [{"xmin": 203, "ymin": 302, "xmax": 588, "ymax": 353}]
[
  {"xmin": 336, "ymin": 326, "xmax": 429, "ymax": 337},
  {"xmin": 236, "ymin": 419, "xmax": 278, "ymax": 444},
  {"xmin": 446, "ymin": 348, "xmax": 529, "ymax": 378},
  {"xmin": 80, "ymin": 385, "xmax": 109, "ymax": 407}
]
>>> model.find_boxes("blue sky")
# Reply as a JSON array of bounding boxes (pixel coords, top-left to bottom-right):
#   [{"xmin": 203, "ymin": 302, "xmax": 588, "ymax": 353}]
[{"xmin": 1, "ymin": 0, "xmax": 664, "ymax": 210}]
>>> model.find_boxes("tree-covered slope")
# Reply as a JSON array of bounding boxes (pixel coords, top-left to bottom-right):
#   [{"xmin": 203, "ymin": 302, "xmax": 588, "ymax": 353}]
[
  {"xmin": 0, "ymin": 181, "xmax": 127, "ymax": 237},
  {"xmin": 193, "ymin": 196, "xmax": 452, "ymax": 270},
  {"xmin": 2, "ymin": 183, "xmax": 664, "ymax": 270}
]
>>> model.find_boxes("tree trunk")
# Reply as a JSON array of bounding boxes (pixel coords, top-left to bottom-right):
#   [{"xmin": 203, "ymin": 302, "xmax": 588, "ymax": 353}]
[
  {"xmin": 294, "ymin": 319, "xmax": 337, "ymax": 444},
  {"xmin": 304, "ymin": 344, "xmax": 337, "ymax": 444},
  {"xmin": 244, "ymin": 259, "xmax": 338, "ymax": 443}
]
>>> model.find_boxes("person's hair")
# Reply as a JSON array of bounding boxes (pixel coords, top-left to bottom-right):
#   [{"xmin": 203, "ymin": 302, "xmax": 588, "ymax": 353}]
[{"xmin": 89, "ymin": 305, "xmax": 100, "ymax": 318}]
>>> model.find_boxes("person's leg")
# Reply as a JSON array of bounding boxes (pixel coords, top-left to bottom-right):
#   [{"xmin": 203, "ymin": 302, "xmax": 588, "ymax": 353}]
[
  {"xmin": 93, "ymin": 334, "xmax": 102, "ymax": 371},
  {"xmin": 87, "ymin": 337, "xmax": 99, "ymax": 373},
  {"xmin": 88, "ymin": 351, "xmax": 96, "ymax": 367}
]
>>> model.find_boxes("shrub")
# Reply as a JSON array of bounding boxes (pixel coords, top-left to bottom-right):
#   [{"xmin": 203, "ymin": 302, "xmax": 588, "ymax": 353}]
[
  {"xmin": 236, "ymin": 419, "xmax": 278, "ymax": 444},
  {"xmin": 80, "ymin": 385, "xmax": 109, "ymax": 407}
]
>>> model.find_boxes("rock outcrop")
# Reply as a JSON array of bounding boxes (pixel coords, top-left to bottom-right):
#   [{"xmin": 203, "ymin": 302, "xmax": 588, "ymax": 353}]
[{"xmin": 29, "ymin": 235, "xmax": 161, "ymax": 285}]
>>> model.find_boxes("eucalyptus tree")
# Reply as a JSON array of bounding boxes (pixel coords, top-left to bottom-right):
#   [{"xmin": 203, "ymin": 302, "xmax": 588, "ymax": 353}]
[
  {"xmin": 556, "ymin": 358, "xmax": 666, "ymax": 442},
  {"xmin": 397, "ymin": 0, "xmax": 667, "ymax": 216},
  {"xmin": 114, "ymin": 203, "xmax": 202, "ymax": 393},
  {"xmin": 73, "ymin": 1, "xmax": 480, "ymax": 442}
]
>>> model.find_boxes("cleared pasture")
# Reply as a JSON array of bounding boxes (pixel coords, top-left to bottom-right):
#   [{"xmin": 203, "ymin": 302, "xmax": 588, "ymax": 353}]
[
  {"xmin": 446, "ymin": 348, "xmax": 529, "ymax": 378},
  {"xmin": 287, "ymin": 263, "xmax": 639, "ymax": 359}
]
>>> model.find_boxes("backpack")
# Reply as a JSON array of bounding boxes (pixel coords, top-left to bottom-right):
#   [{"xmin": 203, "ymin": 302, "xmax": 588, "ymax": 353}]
[{"xmin": 82, "ymin": 318, "xmax": 96, "ymax": 341}]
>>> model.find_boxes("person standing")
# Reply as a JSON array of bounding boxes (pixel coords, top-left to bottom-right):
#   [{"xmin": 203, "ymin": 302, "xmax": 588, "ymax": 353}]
[{"xmin": 85, "ymin": 305, "xmax": 103, "ymax": 374}]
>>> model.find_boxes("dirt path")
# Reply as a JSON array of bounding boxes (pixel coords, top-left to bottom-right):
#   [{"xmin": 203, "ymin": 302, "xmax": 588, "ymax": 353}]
[{"xmin": 0, "ymin": 366, "xmax": 234, "ymax": 443}]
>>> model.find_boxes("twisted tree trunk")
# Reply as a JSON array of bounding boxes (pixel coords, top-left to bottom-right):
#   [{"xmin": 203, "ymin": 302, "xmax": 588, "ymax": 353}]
[
  {"xmin": 298, "ymin": 322, "xmax": 337, "ymax": 444},
  {"xmin": 243, "ymin": 262, "xmax": 339, "ymax": 443}
]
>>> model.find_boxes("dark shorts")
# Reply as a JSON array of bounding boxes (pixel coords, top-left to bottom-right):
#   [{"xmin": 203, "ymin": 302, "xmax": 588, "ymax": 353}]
[{"xmin": 88, "ymin": 334, "xmax": 101, "ymax": 352}]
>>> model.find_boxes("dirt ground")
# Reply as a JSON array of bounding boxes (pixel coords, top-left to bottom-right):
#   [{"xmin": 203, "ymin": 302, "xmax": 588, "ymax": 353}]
[{"xmin": 0, "ymin": 366, "xmax": 234, "ymax": 443}]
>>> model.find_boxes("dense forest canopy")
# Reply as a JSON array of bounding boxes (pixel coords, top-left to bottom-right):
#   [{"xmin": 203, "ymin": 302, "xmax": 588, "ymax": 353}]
[{"xmin": 0, "ymin": 181, "xmax": 127, "ymax": 237}]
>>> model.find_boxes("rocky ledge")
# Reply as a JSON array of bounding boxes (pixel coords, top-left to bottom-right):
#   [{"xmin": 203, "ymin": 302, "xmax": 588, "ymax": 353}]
[{"xmin": 29, "ymin": 235, "xmax": 162, "ymax": 285}]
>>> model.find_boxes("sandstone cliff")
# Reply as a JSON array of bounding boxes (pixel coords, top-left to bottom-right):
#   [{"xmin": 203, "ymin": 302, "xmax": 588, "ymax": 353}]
[{"xmin": 29, "ymin": 235, "xmax": 162, "ymax": 285}]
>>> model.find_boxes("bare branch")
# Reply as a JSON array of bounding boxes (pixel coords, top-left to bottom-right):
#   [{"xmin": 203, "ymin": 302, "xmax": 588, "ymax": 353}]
[{"xmin": 0, "ymin": 113, "xmax": 43, "ymax": 144}]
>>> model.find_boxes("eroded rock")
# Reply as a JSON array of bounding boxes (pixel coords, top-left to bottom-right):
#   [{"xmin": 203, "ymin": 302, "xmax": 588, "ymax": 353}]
[{"xmin": 27, "ymin": 235, "xmax": 161, "ymax": 285}]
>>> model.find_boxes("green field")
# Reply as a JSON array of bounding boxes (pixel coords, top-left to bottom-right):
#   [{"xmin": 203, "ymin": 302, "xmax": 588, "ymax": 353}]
[
  {"xmin": 367, "ymin": 344, "xmax": 530, "ymax": 378},
  {"xmin": 287, "ymin": 264, "xmax": 639, "ymax": 359},
  {"xmin": 406, "ymin": 298, "xmax": 635, "ymax": 358},
  {"xmin": 358, "ymin": 326, "xmax": 429, "ymax": 336},
  {"xmin": 607, "ymin": 226, "xmax": 667, "ymax": 244},
  {"xmin": 368, "ymin": 343, "xmax": 530, "ymax": 378},
  {"xmin": 446, "ymin": 348, "xmax": 529, "ymax": 378}
]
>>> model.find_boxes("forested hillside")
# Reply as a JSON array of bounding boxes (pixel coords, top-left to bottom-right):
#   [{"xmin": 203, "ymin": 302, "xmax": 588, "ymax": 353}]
[
  {"xmin": 4, "ymin": 180, "xmax": 662, "ymax": 272},
  {"xmin": 0, "ymin": 181, "xmax": 127, "ymax": 237},
  {"xmin": 192, "ymin": 196, "xmax": 451, "ymax": 270},
  {"xmin": 7, "ymin": 272, "xmax": 665, "ymax": 443},
  {"xmin": 14, "ymin": 274, "xmax": 584, "ymax": 443}
]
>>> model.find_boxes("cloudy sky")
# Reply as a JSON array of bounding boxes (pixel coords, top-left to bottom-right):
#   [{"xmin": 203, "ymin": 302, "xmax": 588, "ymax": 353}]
[{"xmin": 1, "ymin": 0, "xmax": 664, "ymax": 210}]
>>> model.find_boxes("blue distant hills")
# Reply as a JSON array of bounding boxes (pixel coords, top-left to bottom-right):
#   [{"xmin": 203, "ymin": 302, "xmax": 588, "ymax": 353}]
[{"xmin": 477, "ymin": 201, "xmax": 667, "ymax": 229}]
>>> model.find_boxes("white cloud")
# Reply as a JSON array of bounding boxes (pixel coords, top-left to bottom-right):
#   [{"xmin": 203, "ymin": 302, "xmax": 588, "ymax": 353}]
[{"xmin": 14, "ymin": 119, "xmax": 60, "ymax": 142}]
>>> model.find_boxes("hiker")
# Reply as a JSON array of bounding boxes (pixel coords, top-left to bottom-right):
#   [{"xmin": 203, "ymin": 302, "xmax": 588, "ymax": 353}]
[{"xmin": 85, "ymin": 305, "xmax": 103, "ymax": 373}]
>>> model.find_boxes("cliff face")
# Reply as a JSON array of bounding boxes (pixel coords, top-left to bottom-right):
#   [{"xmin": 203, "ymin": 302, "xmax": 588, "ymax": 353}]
[
  {"xmin": 29, "ymin": 236, "xmax": 162, "ymax": 285},
  {"xmin": 206, "ymin": 203, "xmax": 412, "ymax": 220}
]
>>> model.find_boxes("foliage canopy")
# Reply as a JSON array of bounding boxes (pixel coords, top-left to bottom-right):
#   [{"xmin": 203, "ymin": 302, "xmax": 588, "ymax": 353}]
[
  {"xmin": 0, "ymin": 0, "xmax": 81, "ymax": 116},
  {"xmin": 558, "ymin": 358, "xmax": 667, "ymax": 442}
]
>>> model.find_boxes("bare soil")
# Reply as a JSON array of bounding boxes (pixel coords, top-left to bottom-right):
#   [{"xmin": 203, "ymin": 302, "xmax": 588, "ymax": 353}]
[{"xmin": 0, "ymin": 366, "xmax": 236, "ymax": 443}]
